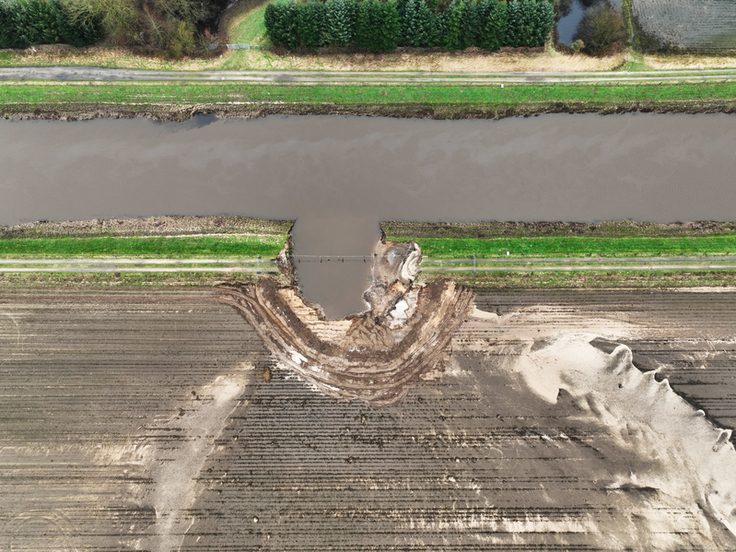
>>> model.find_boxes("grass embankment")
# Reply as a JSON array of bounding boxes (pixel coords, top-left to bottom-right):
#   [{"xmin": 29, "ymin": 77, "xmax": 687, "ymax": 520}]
[
  {"xmin": 384, "ymin": 221, "xmax": 736, "ymax": 289},
  {"xmin": 2, "ymin": 79, "xmax": 736, "ymax": 119},
  {"xmin": 398, "ymin": 235, "xmax": 736, "ymax": 258},
  {"xmin": 0, "ymin": 216, "xmax": 290, "ymax": 286},
  {"xmin": 384, "ymin": 221, "xmax": 736, "ymax": 257},
  {"xmin": 0, "ymin": 235, "xmax": 284, "ymax": 258}
]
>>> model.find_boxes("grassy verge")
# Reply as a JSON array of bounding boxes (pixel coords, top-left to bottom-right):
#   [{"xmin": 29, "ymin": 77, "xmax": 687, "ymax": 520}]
[
  {"xmin": 0, "ymin": 235, "xmax": 286, "ymax": 258},
  {"xmin": 385, "ymin": 222, "xmax": 736, "ymax": 259},
  {"xmin": 387, "ymin": 221, "xmax": 736, "ymax": 290},
  {"xmin": 1, "ymin": 79, "xmax": 735, "ymax": 120},
  {"xmin": 390, "ymin": 235, "xmax": 736, "ymax": 259}
]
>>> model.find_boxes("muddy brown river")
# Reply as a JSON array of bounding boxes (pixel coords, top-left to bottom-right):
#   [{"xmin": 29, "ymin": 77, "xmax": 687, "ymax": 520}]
[{"xmin": 2, "ymin": 113, "xmax": 736, "ymax": 317}]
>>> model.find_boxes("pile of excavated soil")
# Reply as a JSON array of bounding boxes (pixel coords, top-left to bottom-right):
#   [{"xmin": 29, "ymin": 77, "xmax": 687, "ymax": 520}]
[{"xmin": 220, "ymin": 240, "xmax": 474, "ymax": 407}]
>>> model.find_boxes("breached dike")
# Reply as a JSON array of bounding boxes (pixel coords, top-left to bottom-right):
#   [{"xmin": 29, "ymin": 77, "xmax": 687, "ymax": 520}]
[{"xmin": 220, "ymin": 240, "xmax": 474, "ymax": 407}]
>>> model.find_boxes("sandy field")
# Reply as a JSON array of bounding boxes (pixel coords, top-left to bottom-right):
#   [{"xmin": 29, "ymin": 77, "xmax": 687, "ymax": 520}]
[{"xmin": 2, "ymin": 283, "xmax": 736, "ymax": 551}]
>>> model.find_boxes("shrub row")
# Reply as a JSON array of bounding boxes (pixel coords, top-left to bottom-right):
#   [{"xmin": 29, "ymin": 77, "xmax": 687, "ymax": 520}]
[
  {"xmin": 265, "ymin": 0, "xmax": 554, "ymax": 52},
  {"xmin": 0, "ymin": 0, "xmax": 102, "ymax": 48}
]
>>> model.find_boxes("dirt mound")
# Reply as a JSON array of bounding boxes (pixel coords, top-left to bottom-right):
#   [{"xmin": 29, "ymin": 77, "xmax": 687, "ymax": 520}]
[{"xmin": 220, "ymin": 240, "xmax": 474, "ymax": 407}]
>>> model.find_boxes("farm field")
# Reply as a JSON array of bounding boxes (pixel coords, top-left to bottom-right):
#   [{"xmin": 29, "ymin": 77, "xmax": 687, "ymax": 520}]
[
  {"xmin": 631, "ymin": 0, "xmax": 736, "ymax": 52},
  {"xmin": 2, "ymin": 286, "xmax": 736, "ymax": 549}
]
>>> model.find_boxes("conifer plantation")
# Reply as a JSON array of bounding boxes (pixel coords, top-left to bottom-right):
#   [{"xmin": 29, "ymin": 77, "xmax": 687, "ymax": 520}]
[
  {"xmin": 0, "ymin": 0, "xmax": 228, "ymax": 55},
  {"xmin": 265, "ymin": 0, "xmax": 554, "ymax": 52}
]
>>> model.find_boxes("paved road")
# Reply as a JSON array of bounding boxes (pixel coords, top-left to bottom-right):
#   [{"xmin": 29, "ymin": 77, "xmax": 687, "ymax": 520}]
[{"xmin": 2, "ymin": 65, "xmax": 736, "ymax": 84}]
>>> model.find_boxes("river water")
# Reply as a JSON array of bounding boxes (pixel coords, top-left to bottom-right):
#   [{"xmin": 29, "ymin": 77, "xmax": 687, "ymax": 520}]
[{"xmin": 2, "ymin": 113, "xmax": 735, "ymax": 317}]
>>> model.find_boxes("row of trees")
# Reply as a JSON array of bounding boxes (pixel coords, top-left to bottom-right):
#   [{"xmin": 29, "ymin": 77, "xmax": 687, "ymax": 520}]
[
  {"xmin": 0, "ymin": 0, "xmax": 102, "ymax": 48},
  {"xmin": 0, "ymin": 0, "xmax": 228, "ymax": 56},
  {"xmin": 265, "ymin": 0, "xmax": 555, "ymax": 52}
]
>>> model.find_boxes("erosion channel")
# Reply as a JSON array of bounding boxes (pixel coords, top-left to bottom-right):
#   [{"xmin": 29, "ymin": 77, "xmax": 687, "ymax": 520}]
[{"xmin": 2, "ymin": 113, "xmax": 736, "ymax": 551}]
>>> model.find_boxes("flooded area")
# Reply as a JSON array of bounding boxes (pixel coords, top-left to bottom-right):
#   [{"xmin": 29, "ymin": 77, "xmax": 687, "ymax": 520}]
[
  {"xmin": 556, "ymin": 0, "xmax": 587, "ymax": 46},
  {"xmin": 2, "ymin": 113, "xmax": 736, "ymax": 316}
]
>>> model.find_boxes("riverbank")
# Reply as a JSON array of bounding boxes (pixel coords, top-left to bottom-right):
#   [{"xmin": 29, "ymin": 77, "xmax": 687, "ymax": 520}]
[
  {"xmin": 2, "ymin": 79, "xmax": 735, "ymax": 120},
  {"xmin": 2, "ymin": 218, "xmax": 736, "ymax": 290}
]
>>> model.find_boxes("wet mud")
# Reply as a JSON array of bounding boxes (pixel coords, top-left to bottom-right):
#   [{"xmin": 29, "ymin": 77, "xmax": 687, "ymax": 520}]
[
  {"xmin": 2, "ymin": 97, "xmax": 736, "ymax": 123},
  {"xmin": 220, "ymin": 240, "xmax": 475, "ymax": 406}
]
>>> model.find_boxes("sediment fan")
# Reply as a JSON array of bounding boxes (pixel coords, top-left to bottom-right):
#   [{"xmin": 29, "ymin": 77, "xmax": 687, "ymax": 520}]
[{"xmin": 220, "ymin": 244, "xmax": 474, "ymax": 406}]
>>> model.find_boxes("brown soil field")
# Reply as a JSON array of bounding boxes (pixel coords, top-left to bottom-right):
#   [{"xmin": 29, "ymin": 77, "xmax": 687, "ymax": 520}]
[{"xmin": 2, "ymin": 282, "xmax": 736, "ymax": 550}]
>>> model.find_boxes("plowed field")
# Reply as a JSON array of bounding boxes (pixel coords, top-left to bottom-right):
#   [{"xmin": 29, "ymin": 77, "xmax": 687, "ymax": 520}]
[{"xmin": 2, "ymin": 287, "xmax": 736, "ymax": 550}]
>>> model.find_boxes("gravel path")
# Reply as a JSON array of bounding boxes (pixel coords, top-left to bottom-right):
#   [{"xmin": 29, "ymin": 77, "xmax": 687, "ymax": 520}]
[
  {"xmin": 2, "ymin": 65, "xmax": 736, "ymax": 84},
  {"xmin": 2, "ymin": 255, "xmax": 736, "ymax": 273}
]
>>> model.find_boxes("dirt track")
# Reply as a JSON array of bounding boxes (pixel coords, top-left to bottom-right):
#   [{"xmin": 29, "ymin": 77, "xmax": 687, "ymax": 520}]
[
  {"xmin": 2, "ymin": 66, "xmax": 736, "ymax": 84},
  {"xmin": 2, "ymin": 285, "xmax": 736, "ymax": 550}
]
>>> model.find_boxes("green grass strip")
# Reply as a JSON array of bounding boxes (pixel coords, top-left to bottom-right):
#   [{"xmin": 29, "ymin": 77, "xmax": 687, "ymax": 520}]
[
  {"xmin": 0, "ymin": 235, "xmax": 286, "ymax": 258},
  {"xmin": 1, "ymin": 80, "xmax": 736, "ymax": 107},
  {"xmin": 391, "ymin": 235, "xmax": 736, "ymax": 258}
]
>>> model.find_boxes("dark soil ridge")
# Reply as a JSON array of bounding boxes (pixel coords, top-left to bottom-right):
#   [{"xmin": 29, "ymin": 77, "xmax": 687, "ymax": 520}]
[
  {"xmin": 1, "ymin": 98, "xmax": 735, "ymax": 122},
  {"xmin": 383, "ymin": 220, "xmax": 736, "ymax": 239},
  {"xmin": 0, "ymin": 215, "xmax": 294, "ymax": 239}
]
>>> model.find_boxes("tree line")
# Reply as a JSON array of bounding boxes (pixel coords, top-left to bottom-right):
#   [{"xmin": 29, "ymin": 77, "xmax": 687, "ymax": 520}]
[
  {"xmin": 0, "ymin": 0, "xmax": 102, "ymax": 48},
  {"xmin": 265, "ymin": 0, "xmax": 555, "ymax": 52},
  {"xmin": 0, "ymin": 0, "xmax": 228, "ymax": 56}
]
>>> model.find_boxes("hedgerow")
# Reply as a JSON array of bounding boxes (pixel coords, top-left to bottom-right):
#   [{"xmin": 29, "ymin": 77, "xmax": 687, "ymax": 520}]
[
  {"xmin": 265, "ymin": 0, "xmax": 554, "ymax": 52},
  {"xmin": 0, "ymin": 0, "xmax": 102, "ymax": 48}
]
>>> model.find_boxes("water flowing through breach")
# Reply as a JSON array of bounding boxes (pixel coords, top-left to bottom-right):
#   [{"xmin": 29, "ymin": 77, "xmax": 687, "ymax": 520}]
[{"xmin": 220, "ymin": 240, "xmax": 474, "ymax": 407}]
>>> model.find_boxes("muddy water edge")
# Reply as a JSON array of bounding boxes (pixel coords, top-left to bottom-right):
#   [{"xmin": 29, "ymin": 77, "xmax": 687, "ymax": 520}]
[{"xmin": 1, "ymin": 113, "xmax": 736, "ymax": 317}]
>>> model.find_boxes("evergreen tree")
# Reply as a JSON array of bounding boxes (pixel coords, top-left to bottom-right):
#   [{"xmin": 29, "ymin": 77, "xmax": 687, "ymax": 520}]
[
  {"xmin": 442, "ymin": 0, "xmax": 464, "ymax": 50},
  {"xmin": 15, "ymin": 0, "xmax": 60, "ymax": 45},
  {"xmin": 414, "ymin": 0, "xmax": 432, "ymax": 46},
  {"xmin": 53, "ymin": 0, "xmax": 101, "ymax": 47},
  {"xmin": 0, "ymin": 2, "xmax": 20, "ymax": 48},
  {"xmin": 354, "ymin": 0, "xmax": 376, "ymax": 49},
  {"xmin": 518, "ymin": 0, "xmax": 536, "ymax": 47},
  {"xmin": 532, "ymin": 0, "xmax": 553, "ymax": 47},
  {"xmin": 401, "ymin": 0, "xmax": 417, "ymax": 46},
  {"xmin": 264, "ymin": 3, "xmax": 280, "ymax": 42},
  {"xmin": 479, "ymin": 0, "xmax": 506, "ymax": 51},
  {"xmin": 428, "ymin": 9, "xmax": 445, "ymax": 46},
  {"xmin": 403, "ymin": 0, "xmax": 431, "ymax": 47},
  {"xmin": 265, "ymin": 2, "xmax": 298, "ymax": 49},
  {"xmin": 326, "ymin": 0, "xmax": 354, "ymax": 46},
  {"xmin": 377, "ymin": 0, "xmax": 401, "ymax": 51},
  {"xmin": 505, "ymin": 0, "xmax": 521, "ymax": 47},
  {"xmin": 395, "ymin": 0, "xmax": 408, "ymax": 44},
  {"xmin": 295, "ymin": 1, "xmax": 320, "ymax": 50},
  {"xmin": 311, "ymin": 1, "xmax": 328, "ymax": 47},
  {"xmin": 476, "ymin": 0, "xmax": 490, "ymax": 27},
  {"xmin": 460, "ymin": 0, "xmax": 479, "ymax": 48}
]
